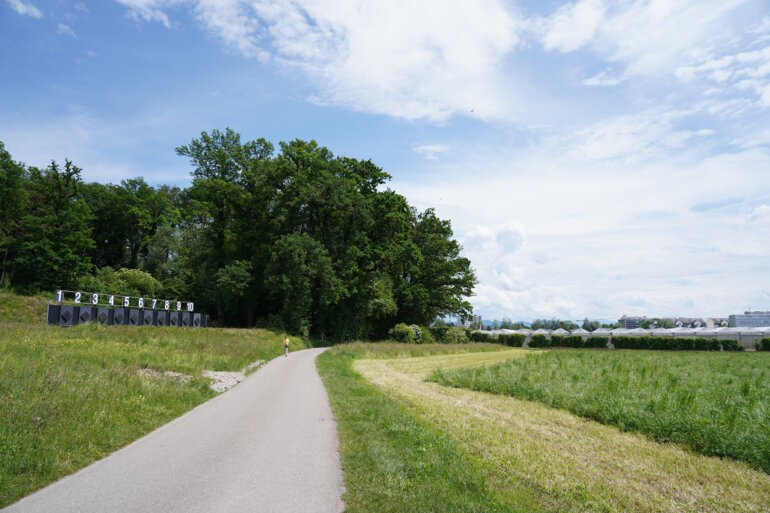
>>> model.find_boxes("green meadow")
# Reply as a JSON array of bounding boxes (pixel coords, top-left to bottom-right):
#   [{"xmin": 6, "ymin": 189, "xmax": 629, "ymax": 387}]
[{"xmin": 431, "ymin": 349, "xmax": 770, "ymax": 473}]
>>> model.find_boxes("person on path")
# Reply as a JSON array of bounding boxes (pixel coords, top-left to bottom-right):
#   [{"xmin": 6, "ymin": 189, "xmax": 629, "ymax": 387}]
[{"xmin": 284, "ymin": 335, "xmax": 289, "ymax": 357}]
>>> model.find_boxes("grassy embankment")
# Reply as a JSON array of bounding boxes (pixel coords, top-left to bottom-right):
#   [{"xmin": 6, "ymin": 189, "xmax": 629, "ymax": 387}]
[
  {"xmin": 316, "ymin": 343, "xmax": 512, "ymax": 513},
  {"xmin": 431, "ymin": 349, "xmax": 770, "ymax": 473},
  {"xmin": 0, "ymin": 290, "xmax": 308, "ymax": 508},
  {"xmin": 334, "ymin": 347, "xmax": 770, "ymax": 512}
]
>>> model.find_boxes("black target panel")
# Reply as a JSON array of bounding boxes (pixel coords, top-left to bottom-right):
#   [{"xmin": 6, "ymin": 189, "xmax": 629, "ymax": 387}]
[
  {"xmin": 79, "ymin": 307, "xmax": 94, "ymax": 324},
  {"xmin": 156, "ymin": 311, "xmax": 168, "ymax": 326},
  {"xmin": 143, "ymin": 310, "xmax": 154, "ymax": 326},
  {"xmin": 47, "ymin": 304, "xmax": 61, "ymax": 325},
  {"xmin": 60, "ymin": 305, "xmax": 76, "ymax": 326},
  {"xmin": 128, "ymin": 308, "xmax": 140, "ymax": 326},
  {"xmin": 181, "ymin": 312, "xmax": 191, "ymax": 327},
  {"xmin": 112, "ymin": 308, "xmax": 127, "ymax": 325},
  {"xmin": 96, "ymin": 307, "xmax": 112, "ymax": 324},
  {"xmin": 193, "ymin": 313, "xmax": 201, "ymax": 327},
  {"xmin": 169, "ymin": 312, "xmax": 179, "ymax": 326}
]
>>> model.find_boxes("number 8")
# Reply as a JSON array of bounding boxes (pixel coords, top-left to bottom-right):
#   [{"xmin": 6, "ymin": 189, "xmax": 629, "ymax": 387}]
[{"xmin": 164, "ymin": 300, "xmax": 170, "ymax": 310}]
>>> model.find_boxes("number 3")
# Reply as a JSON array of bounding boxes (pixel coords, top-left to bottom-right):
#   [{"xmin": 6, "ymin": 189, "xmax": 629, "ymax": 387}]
[{"xmin": 91, "ymin": 293, "xmax": 99, "ymax": 305}]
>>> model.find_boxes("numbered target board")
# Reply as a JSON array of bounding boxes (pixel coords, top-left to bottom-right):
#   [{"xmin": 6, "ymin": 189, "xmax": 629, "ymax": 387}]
[
  {"xmin": 47, "ymin": 290, "xmax": 206, "ymax": 328},
  {"xmin": 55, "ymin": 289, "xmax": 194, "ymax": 312}
]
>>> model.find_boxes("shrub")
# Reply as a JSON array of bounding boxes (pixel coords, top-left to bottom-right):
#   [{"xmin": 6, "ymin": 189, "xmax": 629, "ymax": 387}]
[
  {"xmin": 497, "ymin": 333, "xmax": 525, "ymax": 347},
  {"xmin": 419, "ymin": 326, "xmax": 433, "ymax": 344},
  {"xmin": 429, "ymin": 325, "xmax": 449, "ymax": 342},
  {"xmin": 550, "ymin": 335, "xmax": 565, "ymax": 347},
  {"xmin": 721, "ymin": 339, "xmax": 745, "ymax": 352},
  {"xmin": 528, "ymin": 334, "xmax": 550, "ymax": 348},
  {"xmin": 444, "ymin": 326, "xmax": 470, "ymax": 344},
  {"xmin": 389, "ymin": 323, "xmax": 415, "ymax": 343},
  {"xmin": 585, "ymin": 336, "xmax": 609, "ymax": 348},
  {"xmin": 469, "ymin": 331, "xmax": 494, "ymax": 343},
  {"xmin": 757, "ymin": 338, "xmax": 770, "ymax": 351}
]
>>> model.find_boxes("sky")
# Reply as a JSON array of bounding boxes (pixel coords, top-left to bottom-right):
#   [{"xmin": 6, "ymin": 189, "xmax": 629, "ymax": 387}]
[{"xmin": 2, "ymin": 0, "xmax": 769, "ymax": 322}]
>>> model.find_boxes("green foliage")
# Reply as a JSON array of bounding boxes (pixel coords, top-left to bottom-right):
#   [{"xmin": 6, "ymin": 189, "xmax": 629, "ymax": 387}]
[
  {"xmin": 0, "ymin": 137, "xmax": 476, "ymax": 337},
  {"xmin": 79, "ymin": 267, "xmax": 161, "ymax": 297},
  {"xmin": 611, "ymin": 336, "xmax": 736, "ymax": 351},
  {"xmin": 550, "ymin": 335, "xmax": 587, "ymax": 348},
  {"xmin": 430, "ymin": 326, "xmax": 470, "ymax": 344},
  {"xmin": 388, "ymin": 323, "xmax": 426, "ymax": 344},
  {"xmin": 757, "ymin": 338, "xmax": 770, "ymax": 351},
  {"xmin": 431, "ymin": 350, "xmax": 770, "ymax": 474},
  {"xmin": 14, "ymin": 160, "xmax": 94, "ymax": 290},
  {"xmin": 584, "ymin": 336, "xmax": 609, "ymax": 348},
  {"xmin": 528, "ymin": 334, "xmax": 550, "ymax": 348},
  {"xmin": 497, "ymin": 333, "xmax": 525, "ymax": 347},
  {"xmin": 468, "ymin": 331, "xmax": 494, "ymax": 343}
]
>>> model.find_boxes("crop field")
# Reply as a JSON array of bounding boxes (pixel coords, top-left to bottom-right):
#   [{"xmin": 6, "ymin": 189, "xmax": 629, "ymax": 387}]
[
  {"xmin": 0, "ymin": 292, "xmax": 307, "ymax": 508},
  {"xmin": 431, "ymin": 349, "xmax": 770, "ymax": 473},
  {"xmin": 325, "ymin": 345, "xmax": 770, "ymax": 512}
]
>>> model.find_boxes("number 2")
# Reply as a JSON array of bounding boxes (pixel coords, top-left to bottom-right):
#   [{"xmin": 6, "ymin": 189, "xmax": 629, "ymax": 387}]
[{"xmin": 75, "ymin": 292, "xmax": 81, "ymax": 303}]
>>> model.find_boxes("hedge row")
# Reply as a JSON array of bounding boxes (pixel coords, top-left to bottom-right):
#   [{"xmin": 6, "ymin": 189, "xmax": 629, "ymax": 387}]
[
  {"xmin": 497, "ymin": 333, "xmax": 526, "ymax": 347},
  {"xmin": 468, "ymin": 331, "xmax": 494, "ymax": 343},
  {"xmin": 611, "ymin": 336, "xmax": 744, "ymax": 351},
  {"xmin": 756, "ymin": 338, "xmax": 770, "ymax": 351},
  {"xmin": 530, "ymin": 335, "xmax": 609, "ymax": 349}
]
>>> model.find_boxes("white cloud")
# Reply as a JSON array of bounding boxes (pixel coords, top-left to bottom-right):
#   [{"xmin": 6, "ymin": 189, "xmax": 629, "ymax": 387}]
[
  {"xmin": 394, "ymin": 143, "xmax": 770, "ymax": 320},
  {"xmin": 536, "ymin": 0, "xmax": 748, "ymax": 82},
  {"xmin": 747, "ymin": 204, "xmax": 770, "ymax": 222},
  {"xmin": 115, "ymin": 0, "xmax": 185, "ymax": 28},
  {"xmin": 57, "ymin": 23, "xmax": 76, "ymax": 38},
  {"xmin": 582, "ymin": 70, "xmax": 622, "ymax": 87},
  {"xmin": 413, "ymin": 144, "xmax": 449, "ymax": 161},
  {"xmin": 116, "ymin": 0, "xmax": 522, "ymax": 122},
  {"xmin": 538, "ymin": 0, "xmax": 605, "ymax": 53},
  {"xmin": 6, "ymin": 0, "xmax": 42, "ymax": 18}
]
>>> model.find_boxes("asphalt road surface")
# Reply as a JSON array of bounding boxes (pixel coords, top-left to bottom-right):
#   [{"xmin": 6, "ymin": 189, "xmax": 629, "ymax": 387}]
[{"xmin": 4, "ymin": 348, "xmax": 345, "ymax": 513}]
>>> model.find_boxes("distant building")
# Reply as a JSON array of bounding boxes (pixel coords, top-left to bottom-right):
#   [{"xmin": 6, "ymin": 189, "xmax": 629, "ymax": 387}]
[
  {"xmin": 619, "ymin": 315, "xmax": 645, "ymax": 329},
  {"xmin": 728, "ymin": 311, "xmax": 770, "ymax": 328}
]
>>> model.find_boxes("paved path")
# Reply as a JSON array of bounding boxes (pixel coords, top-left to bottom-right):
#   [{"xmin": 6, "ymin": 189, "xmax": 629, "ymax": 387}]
[{"xmin": 4, "ymin": 348, "xmax": 345, "ymax": 513}]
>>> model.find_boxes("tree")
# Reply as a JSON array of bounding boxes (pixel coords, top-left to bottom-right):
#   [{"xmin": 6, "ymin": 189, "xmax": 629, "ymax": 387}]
[
  {"xmin": 15, "ymin": 160, "xmax": 94, "ymax": 290},
  {"xmin": 0, "ymin": 142, "xmax": 27, "ymax": 286},
  {"xmin": 265, "ymin": 233, "xmax": 344, "ymax": 336}
]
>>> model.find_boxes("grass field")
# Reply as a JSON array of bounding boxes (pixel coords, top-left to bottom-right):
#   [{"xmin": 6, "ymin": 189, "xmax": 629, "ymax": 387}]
[
  {"xmin": 349, "ymin": 349, "xmax": 770, "ymax": 512},
  {"xmin": 0, "ymin": 291, "xmax": 308, "ymax": 508},
  {"xmin": 431, "ymin": 349, "xmax": 770, "ymax": 473},
  {"xmin": 316, "ymin": 343, "xmax": 510, "ymax": 513}
]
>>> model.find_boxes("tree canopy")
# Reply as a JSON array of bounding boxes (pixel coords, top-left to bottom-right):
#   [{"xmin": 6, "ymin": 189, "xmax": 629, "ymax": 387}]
[{"xmin": 0, "ymin": 132, "xmax": 476, "ymax": 339}]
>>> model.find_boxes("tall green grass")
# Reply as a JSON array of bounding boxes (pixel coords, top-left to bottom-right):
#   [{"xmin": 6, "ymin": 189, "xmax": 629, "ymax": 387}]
[
  {"xmin": 317, "ymin": 344, "xmax": 511, "ymax": 512},
  {"xmin": 0, "ymin": 316, "xmax": 306, "ymax": 507},
  {"xmin": 431, "ymin": 350, "xmax": 770, "ymax": 473}
]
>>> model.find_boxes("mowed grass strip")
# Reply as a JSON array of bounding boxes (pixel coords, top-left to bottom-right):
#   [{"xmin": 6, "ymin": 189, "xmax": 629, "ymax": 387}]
[
  {"xmin": 316, "ymin": 343, "xmax": 511, "ymax": 513},
  {"xmin": 431, "ymin": 349, "xmax": 770, "ymax": 473},
  {"xmin": 0, "ymin": 321, "xmax": 307, "ymax": 508},
  {"xmin": 356, "ymin": 351, "xmax": 770, "ymax": 512}
]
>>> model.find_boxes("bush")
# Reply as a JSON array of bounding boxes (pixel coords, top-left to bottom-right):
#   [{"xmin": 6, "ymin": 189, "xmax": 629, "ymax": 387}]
[
  {"xmin": 611, "ymin": 336, "xmax": 725, "ymax": 351},
  {"xmin": 585, "ymin": 336, "xmax": 609, "ymax": 348},
  {"xmin": 78, "ymin": 267, "xmax": 161, "ymax": 297},
  {"xmin": 419, "ymin": 326, "xmax": 433, "ymax": 344},
  {"xmin": 429, "ymin": 325, "xmax": 449, "ymax": 342},
  {"xmin": 497, "ymin": 333, "xmax": 525, "ymax": 347},
  {"xmin": 721, "ymin": 339, "xmax": 745, "ymax": 352},
  {"xmin": 551, "ymin": 335, "xmax": 586, "ymax": 348},
  {"xmin": 757, "ymin": 338, "xmax": 770, "ymax": 351},
  {"xmin": 443, "ymin": 326, "xmax": 470, "ymax": 344},
  {"xmin": 468, "ymin": 331, "xmax": 494, "ymax": 343},
  {"xmin": 528, "ymin": 334, "xmax": 550, "ymax": 348},
  {"xmin": 389, "ymin": 323, "xmax": 414, "ymax": 343}
]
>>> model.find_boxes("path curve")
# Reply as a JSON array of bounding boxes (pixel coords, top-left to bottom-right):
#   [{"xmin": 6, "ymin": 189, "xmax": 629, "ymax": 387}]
[{"xmin": 4, "ymin": 348, "xmax": 344, "ymax": 513}]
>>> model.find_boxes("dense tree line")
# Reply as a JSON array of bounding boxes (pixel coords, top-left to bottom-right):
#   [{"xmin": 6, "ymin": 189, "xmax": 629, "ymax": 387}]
[{"xmin": 0, "ymin": 132, "xmax": 476, "ymax": 338}]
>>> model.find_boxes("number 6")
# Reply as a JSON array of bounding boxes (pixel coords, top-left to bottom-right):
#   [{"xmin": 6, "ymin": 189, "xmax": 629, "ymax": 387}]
[{"xmin": 138, "ymin": 298, "xmax": 144, "ymax": 308}]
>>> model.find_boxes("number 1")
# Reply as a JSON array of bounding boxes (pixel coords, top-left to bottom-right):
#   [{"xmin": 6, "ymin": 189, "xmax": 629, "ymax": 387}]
[{"xmin": 56, "ymin": 290, "xmax": 63, "ymax": 302}]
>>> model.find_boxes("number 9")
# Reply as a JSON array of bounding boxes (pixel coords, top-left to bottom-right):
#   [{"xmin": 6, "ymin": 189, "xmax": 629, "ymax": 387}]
[{"xmin": 176, "ymin": 301, "xmax": 182, "ymax": 311}]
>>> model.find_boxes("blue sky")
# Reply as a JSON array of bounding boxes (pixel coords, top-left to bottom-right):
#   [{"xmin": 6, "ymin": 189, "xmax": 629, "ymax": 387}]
[{"xmin": 2, "ymin": 0, "xmax": 770, "ymax": 321}]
